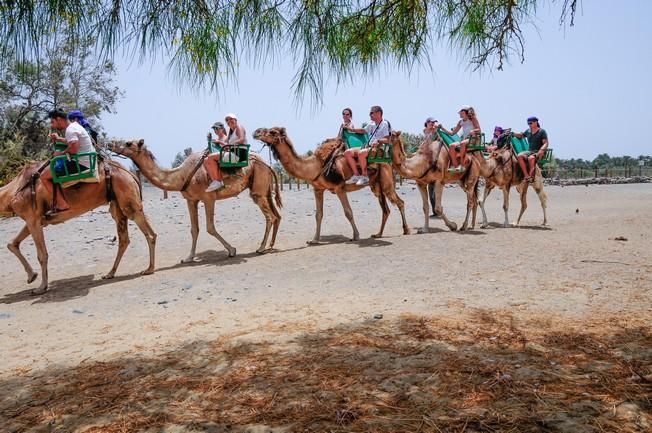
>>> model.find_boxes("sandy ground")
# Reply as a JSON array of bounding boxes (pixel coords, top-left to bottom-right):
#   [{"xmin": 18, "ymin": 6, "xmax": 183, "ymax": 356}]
[{"xmin": 0, "ymin": 182, "xmax": 650, "ymax": 432}]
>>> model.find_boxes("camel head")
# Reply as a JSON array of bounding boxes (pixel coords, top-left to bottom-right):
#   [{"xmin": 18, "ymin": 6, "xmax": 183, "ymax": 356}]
[
  {"xmin": 108, "ymin": 139, "xmax": 155, "ymax": 162},
  {"xmin": 253, "ymin": 127, "xmax": 287, "ymax": 147},
  {"xmin": 388, "ymin": 130, "xmax": 405, "ymax": 155},
  {"xmin": 253, "ymin": 127, "xmax": 291, "ymax": 161}
]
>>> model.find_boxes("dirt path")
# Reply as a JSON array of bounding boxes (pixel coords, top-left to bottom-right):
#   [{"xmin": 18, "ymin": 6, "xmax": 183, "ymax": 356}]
[{"xmin": 1, "ymin": 182, "xmax": 650, "ymax": 432}]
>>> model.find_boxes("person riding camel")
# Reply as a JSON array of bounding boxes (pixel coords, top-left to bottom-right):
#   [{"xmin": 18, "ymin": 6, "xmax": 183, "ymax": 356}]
[
  {"xmin": 439, "ymin": 105, "xmax": 481, "ymax": 173},
  {"xmin": 486, "ymin": 126, "xmax": 511, "ymax": 152},
  {"xmin": 513, "ymin": 116, "xmax": 549, "ymax": 182},
  {"xmin": 204, "ymin": 113, "xmax": 247, "ymax": 192},
  {"xmin": 43, "ymin": 108, "xmax": 96, "ymax": 215},
  {"xmin": 343, "ymin": 105, "xmax": 391, "ymax": 186}
]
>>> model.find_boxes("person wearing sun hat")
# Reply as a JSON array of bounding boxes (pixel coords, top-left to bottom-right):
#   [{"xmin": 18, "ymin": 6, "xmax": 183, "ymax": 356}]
[
  {"xmin": 438, "ymin": 105, "xmax": 482, "ymax": 172},
  {"xmin": 513, "ymin": 116, "xmax": 549, "ymax": 182}
]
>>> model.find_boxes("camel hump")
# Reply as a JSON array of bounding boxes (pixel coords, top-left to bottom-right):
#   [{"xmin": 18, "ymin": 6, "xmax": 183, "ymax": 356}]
[{"xmin": 314, "ymin": 139, "xmax": 343, "ymax": 161}]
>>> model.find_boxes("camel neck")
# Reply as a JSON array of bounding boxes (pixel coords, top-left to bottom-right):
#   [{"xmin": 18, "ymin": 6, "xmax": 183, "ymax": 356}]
[
  {"xmin": 133, "ymin": 153, "xmax": 200, "ymax": 191},
  {"xmin": 391, "ymin": 141, "xmax": 427, "ymax": 179},
  {"xmin": 274, "ymin": 138, "xmax": 322, "ymax": 181}
]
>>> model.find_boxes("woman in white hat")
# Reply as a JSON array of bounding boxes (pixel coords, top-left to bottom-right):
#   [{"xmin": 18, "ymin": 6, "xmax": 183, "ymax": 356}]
[
  {"xmin": 204, "ymin": 113, "xmax": 247, "ymax": 192},
  {"xmin": 439, "ymin": 105, "xmax": 481, "ymax": 172}
]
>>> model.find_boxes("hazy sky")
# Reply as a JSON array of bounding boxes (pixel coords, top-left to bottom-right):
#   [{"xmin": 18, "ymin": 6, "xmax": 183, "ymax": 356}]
[{"xmin": 103, "ymin": 1, "xmax": 651, "ymax": 167}]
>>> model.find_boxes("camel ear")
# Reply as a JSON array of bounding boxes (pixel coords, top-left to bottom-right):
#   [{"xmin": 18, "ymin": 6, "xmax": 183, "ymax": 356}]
[
  {"xmin": 138, "ymin": 139, "xmax": 144, "ymax": 148},
  {"xmin": 393, "ymin": 130, "xmax": 402, "ymax": 137},
  {"xmin": 279, "ymin": 127, "xmax": 286, "ymax": 136}
]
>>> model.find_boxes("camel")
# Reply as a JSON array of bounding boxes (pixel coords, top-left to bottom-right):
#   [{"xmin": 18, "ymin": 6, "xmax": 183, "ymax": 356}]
[
  {"xmin": 472, "ymin": 146, "xmax": 548, "ymax": 227},
  {"xmin": 253, "ymin": 127, "xmax": 409, "ymax": 243},
  {"xmin": 388, "ymin": 131, "xmax": 480, "ymax": 233},
  {"xmin": 0, "ymin": 159, "xmax": 157, "ymax": 295},
  {"xmin": 108, "ymin": 139, "xmax": 282, "ymax": 259}
]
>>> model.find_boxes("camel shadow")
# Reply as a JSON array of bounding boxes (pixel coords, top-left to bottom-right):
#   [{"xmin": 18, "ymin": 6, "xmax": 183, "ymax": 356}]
[
  {"xmin": 306, "ymin": 234, "xmax": 393, "ymax": 248},
  {"xmin": 515, "ymin": 224, "xmax": 553, "ymax": 231},
  {"xmin": 156, "ymin": 249, "xmax": 254, "ymax": 272},
  {"xmin": 455, "ymin": 229, "xmax": 487, "ymax": 236},
  {"xmin": 0, "ymin": 272, "xmax": 146, "ymax": 305},
  {"xmin": 414, "ymin": 227, "xmax": 446, "ymax": 234}
]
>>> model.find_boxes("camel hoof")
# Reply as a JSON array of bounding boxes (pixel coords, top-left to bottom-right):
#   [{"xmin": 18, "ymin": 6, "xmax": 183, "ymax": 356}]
[
  {"xmin": 227, "ymin": 248, "xmax": 236, "ymax": 257},
  {"xmin": 30, "ymin": 286, "xmax": 48, "ymax": 296},
  {"xmin": 140, "ymin": 268, "xmax": 155, "ymax": 276},
  {"xmin": 180, "ymin": 257, "xmax": 197, "ymax": 264},
  {"xmin": 306, "ymin": 240, "xmax": 321, "ymax": 246},
  {"xmin": 102, "ymin": 273, "xmax": 115, "ymax": 280},
  {"xmin": 403, "ymin": 229, "xmax": 411, "ymax": 235},
  {"xmin": 370, "ymin": 233, "xmax": 382, "ymax": 239},
  {"xmin": 480, "ymin": 224, "xmax": 489, "ymax": 229},
  {"xmin": 448, "ymin": 224, "xmax": 458, "ymax": 232},
  {"xmin": 27, "ymin": 273, "xmax": 38, "ymax": 284},
  {"xmin": 417, "ymin": 227, "xmax": 427, "ymax": 234},
  {"xmin": 256, "ymin": 248, "xmax": 266, "ymax": 254}
]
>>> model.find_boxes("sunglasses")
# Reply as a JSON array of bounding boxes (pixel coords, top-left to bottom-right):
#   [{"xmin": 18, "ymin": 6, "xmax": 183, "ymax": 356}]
[{"xmin": 342, "ymin": 112, "xmax": 351, "ymax": 116}]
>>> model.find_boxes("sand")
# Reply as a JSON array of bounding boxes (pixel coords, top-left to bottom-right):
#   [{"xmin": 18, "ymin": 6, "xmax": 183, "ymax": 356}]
[{"xmin": 0, "ymin": 182, "xmax": 650, "ymax": 432}]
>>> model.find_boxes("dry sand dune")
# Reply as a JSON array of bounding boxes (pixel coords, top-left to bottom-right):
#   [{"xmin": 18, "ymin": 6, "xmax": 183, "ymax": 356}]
[{"xmin": 0, "ymin": 182, "xmax": 650, "ymax": 432}]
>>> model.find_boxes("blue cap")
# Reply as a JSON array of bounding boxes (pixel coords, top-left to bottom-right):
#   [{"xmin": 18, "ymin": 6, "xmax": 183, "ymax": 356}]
[
  {"xmin": 68, "ymin": 110, "xmax": 84, "ymax": 120},
  {"xmin": 527, "ymin": 116, "xmax": 538, "ymax": 123}
]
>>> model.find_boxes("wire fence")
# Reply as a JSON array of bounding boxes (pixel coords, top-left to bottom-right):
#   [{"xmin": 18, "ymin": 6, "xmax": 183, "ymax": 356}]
[{"xmin": 542, "ymin": 165, "xmax": 652, "ymax": 179}]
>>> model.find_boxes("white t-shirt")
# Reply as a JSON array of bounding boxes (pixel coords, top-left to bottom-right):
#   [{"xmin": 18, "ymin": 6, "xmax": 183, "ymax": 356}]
[
  {"xmin": 65, "ymin": 122, "xmax": 95, "ymax": 167},
  {"xmin": 365, "ymin": 119, "xmax": 391, "ymax": 146}
]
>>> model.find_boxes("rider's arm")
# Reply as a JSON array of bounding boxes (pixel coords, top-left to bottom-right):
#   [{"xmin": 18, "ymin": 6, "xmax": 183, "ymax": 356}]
[
  {"xmin": 470, "ymin": 118, "xmax": 482, "ymax": 135},
  {"xmin": 347, "ymin": 126, "xmax": 366, "ymax": 134},
  {"xmin": 537, "ymin": 136, "xmax": 549, "ymax": 158}
]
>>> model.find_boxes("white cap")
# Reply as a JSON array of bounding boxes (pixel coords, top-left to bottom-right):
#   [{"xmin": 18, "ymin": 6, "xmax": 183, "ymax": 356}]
[
  {"xmin": 459, "ymin": 105, "xmax": 471, "ymax": 112},
  {"xmin": 225, "ymin": 113, "xmax": 237, "ymax": 120}
]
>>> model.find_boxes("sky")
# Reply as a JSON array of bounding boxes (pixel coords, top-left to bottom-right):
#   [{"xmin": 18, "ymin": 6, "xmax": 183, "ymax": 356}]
[{"xmin": 103, "ymin": 1, "xmax": 652, "ymax": 167}]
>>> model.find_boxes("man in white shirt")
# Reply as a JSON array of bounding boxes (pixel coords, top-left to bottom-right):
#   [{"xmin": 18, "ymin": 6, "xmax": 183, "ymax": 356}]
[
  {"xmin": 343, "ymin": 105, "xmax": 391, "ymax": 185},
  {"xmin": 41, "ymin": 109, "xmax": 96, "ymax": 215}
]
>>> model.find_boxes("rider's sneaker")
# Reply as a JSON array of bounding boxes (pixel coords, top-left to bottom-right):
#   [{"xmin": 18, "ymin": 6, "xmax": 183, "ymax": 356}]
[
  {"xmin": 346, "ymin": 175, "xmax": 359, "ymax": 184},
  {"xmin": 356, "ymin": 175, "xmax": 369, "ymax": 186},
  {"xmin": 206, "ymin": 180, "xmax": 224, "ymax": 192}
]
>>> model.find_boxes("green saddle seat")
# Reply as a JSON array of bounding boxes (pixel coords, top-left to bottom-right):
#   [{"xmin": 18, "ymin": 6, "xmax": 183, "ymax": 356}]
[
  {"xmin": 341, "ymin": 129, "xmax": 392, "ymax": 164},
  {"xmin": 437, "ymin": 130, "xmax": 485, "ymax": 151},
  {"xmin": 207, "ymin": 136, "xmax": 250, "ymax": 168},
  {"xmin": 510, "ymin": 135, "xmax": 553, "ymax": 167},
  {"xmin": 50, "ymin": 153, "xmax": 97, "ymax": 184}
]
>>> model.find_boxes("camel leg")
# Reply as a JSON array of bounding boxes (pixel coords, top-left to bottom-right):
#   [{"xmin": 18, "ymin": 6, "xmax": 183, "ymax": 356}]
[
  {"xmin": 502, "ymin": 187, "xmax": 511, "ymax": 227},
  {"xmin": 130, "ymin": 210, "xmax": 157, "ymax": 275},
  {"xmin": 479, "ymin": 185, "xmax": 493, "ymax": 228},
  {"xmin": 205, "ymin": 202, "xmax": 236, "ymax": 257},
  {"xmin": 516, "ymin": 184, "xmax": 528, "ymax": 226},
  {"xmin": 307, "ymin": 189, "xmax": 325, "ymax": 245},
  {"xmin": 7, "ymin": 224, "xmax": 38, "ymax": 284},
  {"xmin": 533, "ymin": 175, "xmax": 548, "ymax": 226},
  {"xmin": 181, "ymin": 200, "xmax": 201, "ymax": 263},
  {"xmin": 416, "ymin": 183, "xmax": 430, "ymax": 234},
  {"xmin": 103, "ymin": 202, "xmax": 130, "ymax": 279},
  {"xmin": 434, "ymin": 182, "xmax": 457, "ymax": 231},
  {"xmin": 268, "ymin": 195, "xmax": 281, "ymax": 250},
  {"xmin": 335, "ymin": 190, "xmax": 360, "ymax": 241},
  {"xmin": 383, "ymin": 185, "xmax": 410, "ymax": 235},
  {"xmin": 27, "ymin": 221, "xmax": 49, "ymax": 295},
  {"xmin": 371, "ymin": 191, "xmax": 389, "ymax": 238},
  {"xmin": 250, "ymin": 192, "xmax": 278, "ymax": 253}
]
